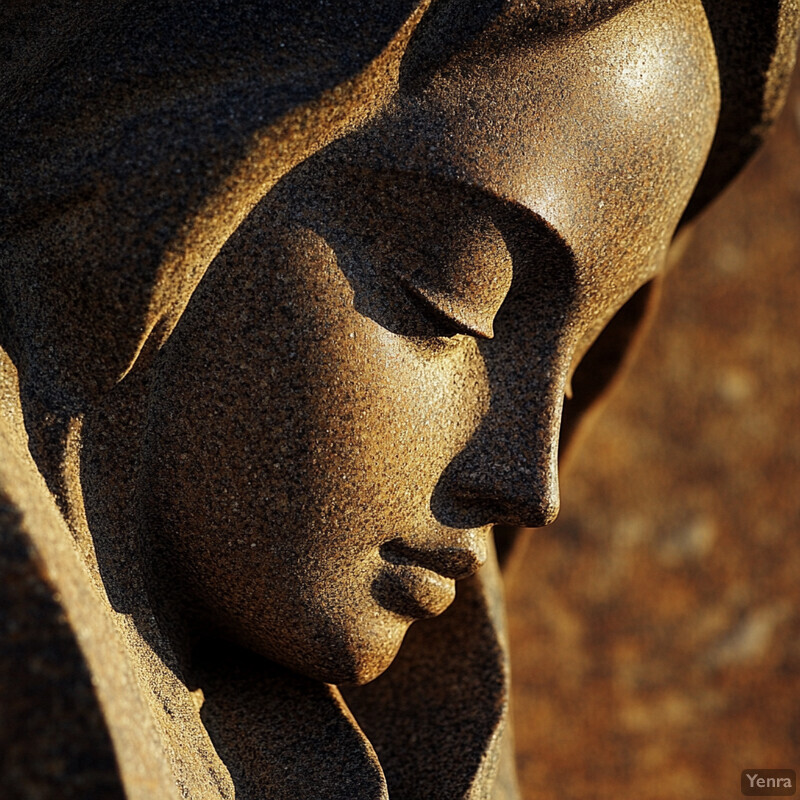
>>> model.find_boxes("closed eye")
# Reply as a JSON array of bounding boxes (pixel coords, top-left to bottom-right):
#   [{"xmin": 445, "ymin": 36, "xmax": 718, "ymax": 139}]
[{"xmin": 400, "ymin": 275, "xmax": 496, "ymax": 340}]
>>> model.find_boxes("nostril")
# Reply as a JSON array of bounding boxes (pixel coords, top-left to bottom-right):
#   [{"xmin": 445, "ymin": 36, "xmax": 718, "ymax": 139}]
[
  {"xmin": 434, "ymin": 482, "xmax": 561, "ymax": 530},
  {"xmin": 486, "ymin": 493, "xmax": 560, "ymax": 529}
]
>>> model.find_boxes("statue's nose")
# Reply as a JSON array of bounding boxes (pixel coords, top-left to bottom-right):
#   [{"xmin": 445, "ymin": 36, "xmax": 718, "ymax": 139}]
[
  {"xmin": 432, "ymin": 348, "xmax": 566, "ymax": 530},
  {"xmin": 448, "ymin": 450, "xmax": 561, "ymax": 530}
]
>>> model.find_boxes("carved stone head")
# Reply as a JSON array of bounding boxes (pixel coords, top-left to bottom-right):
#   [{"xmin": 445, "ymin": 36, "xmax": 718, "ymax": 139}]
[
  {"xmin": 1, "ymin": 1, "xmax": 797, "ymax": 797},
  {"xmin": 139, "ymin": 0, "xmax": 723, "ymax": 685}
]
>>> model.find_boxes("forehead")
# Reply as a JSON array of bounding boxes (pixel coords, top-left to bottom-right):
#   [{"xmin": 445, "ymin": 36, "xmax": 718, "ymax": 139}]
[{"xmin": 344, "ymin": 0, "xmax": 719, "ymax": 315}]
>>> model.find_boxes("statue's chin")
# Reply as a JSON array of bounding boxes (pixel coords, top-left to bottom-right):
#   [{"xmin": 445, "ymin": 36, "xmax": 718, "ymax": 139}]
[
  {"xmin": 286, "ymin": 622, "xmax": 412, "ymax": 688},
  {"xmin": 208, "ymin": 607, "xmax": 414, "ymax": 688},
  {"xmin": 258, "ymin": 647, "xmax": 398, "ymax": 688}
]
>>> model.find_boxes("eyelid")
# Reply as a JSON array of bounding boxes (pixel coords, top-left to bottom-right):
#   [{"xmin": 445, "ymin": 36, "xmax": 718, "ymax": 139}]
[{"xmin": 400, "ymin": 275, "xmax": 496, "ymax": 340}]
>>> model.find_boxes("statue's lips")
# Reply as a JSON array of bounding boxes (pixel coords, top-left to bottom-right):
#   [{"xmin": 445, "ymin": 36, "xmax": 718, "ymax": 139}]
[
  {"xmin": 375, "ymin": 538, "xmax": 486, "ymax": 618},
  {"xmin": 380, "ymin": 538, "xmax": 486, "ymax": 580}
]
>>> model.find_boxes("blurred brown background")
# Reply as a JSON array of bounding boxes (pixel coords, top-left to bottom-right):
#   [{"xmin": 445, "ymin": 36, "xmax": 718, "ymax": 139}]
[{"xmin": 507, "ymin": 60, "xmax": 800, "ymax": 800}]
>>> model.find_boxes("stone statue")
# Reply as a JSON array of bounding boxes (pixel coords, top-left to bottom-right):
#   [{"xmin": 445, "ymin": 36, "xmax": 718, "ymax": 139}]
[{"xmin": 1, "ymin": 1, "xmax": 798, "ymax": 798}]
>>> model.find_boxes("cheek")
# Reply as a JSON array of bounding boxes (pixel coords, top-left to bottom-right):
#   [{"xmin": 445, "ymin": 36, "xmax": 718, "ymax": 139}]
[
  {"xmin": 143, "ymin": 220, "xmax": 490, "ymax": 572},
  {"xmin": 140, "ymin": 220, "xmax": 490, "ymax": 680},
  {"xmin": 308, "ymin": 331, "xmax": 489, "ymax": 533}
]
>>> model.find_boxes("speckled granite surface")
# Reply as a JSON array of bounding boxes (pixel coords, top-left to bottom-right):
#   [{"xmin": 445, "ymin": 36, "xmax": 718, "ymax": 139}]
[{"xmin": 2, "ymin": 3, "xmax": 799, "ymax": 798}]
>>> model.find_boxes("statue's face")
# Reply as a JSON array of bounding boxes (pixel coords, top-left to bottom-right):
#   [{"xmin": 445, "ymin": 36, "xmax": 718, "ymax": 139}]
[{"xmin": 142, "ymin": 0, "xmax": 718, "ymax": 684}]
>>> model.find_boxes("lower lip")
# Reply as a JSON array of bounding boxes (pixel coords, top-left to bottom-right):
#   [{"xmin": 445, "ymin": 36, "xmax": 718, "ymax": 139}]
[{"xmin": 376, "ymin": 562, "xmax": 456, "ymax": 619}]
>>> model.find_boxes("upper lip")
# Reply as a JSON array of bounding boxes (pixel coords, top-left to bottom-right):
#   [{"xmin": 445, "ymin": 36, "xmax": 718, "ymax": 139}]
[{"xmin": 380, "ymin": 535, "xmax": 487, "ymax": 580}]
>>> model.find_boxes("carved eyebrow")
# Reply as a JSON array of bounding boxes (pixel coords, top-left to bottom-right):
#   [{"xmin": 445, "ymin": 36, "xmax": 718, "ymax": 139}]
[
  {"xmin": 521, "ymin": 0, "xmax": 647, "ymax": 36},
  {"xmin": 401, "ymin": 0, "xmax": 647, "ymax": 90}
]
